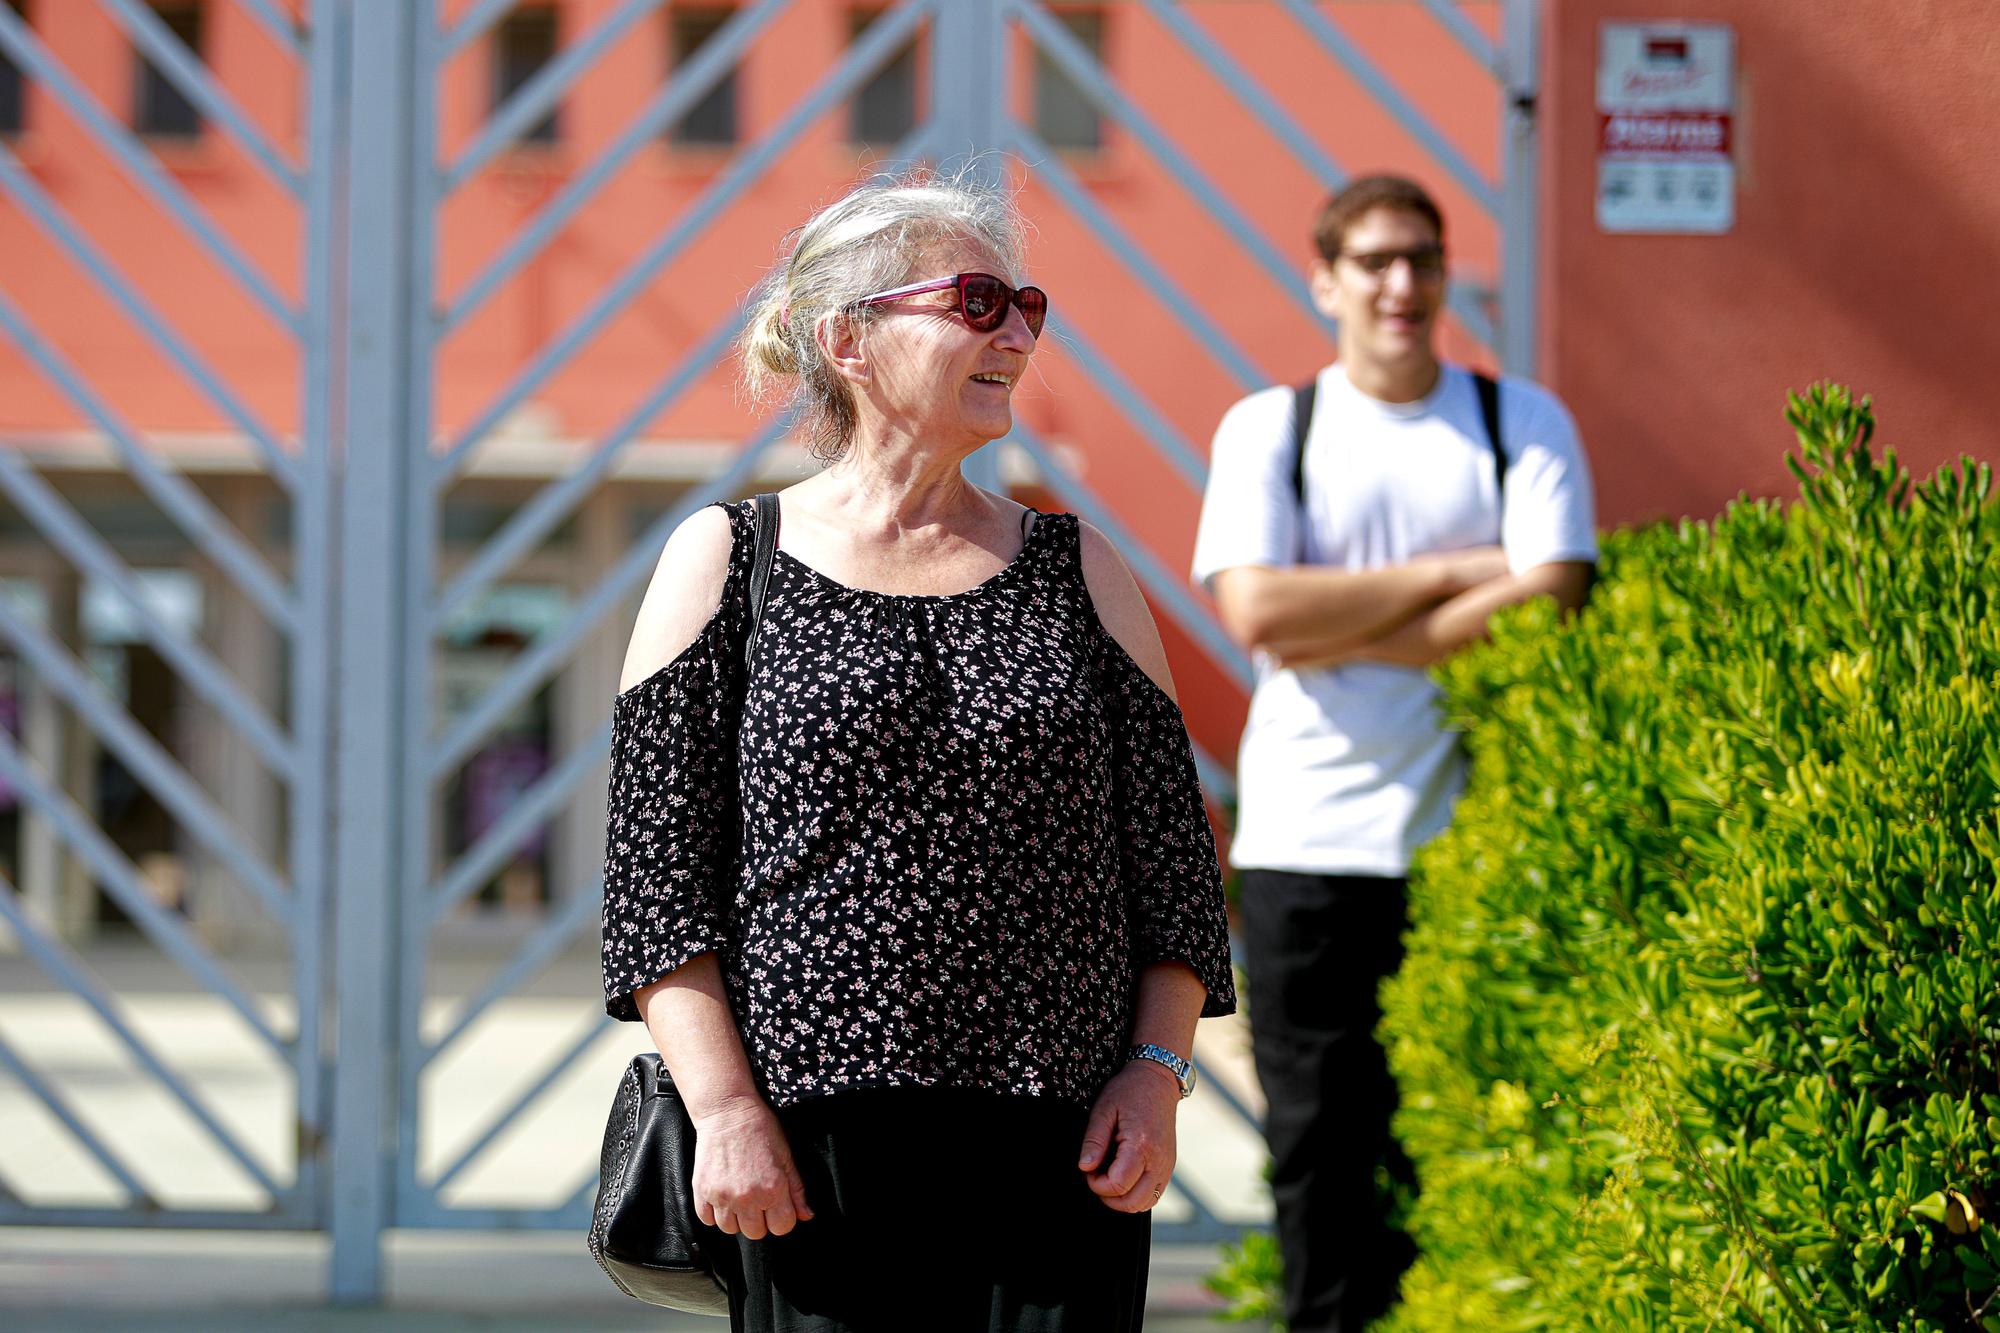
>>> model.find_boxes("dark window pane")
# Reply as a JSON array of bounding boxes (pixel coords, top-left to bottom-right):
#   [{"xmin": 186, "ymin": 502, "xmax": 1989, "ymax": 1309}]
[
  {"xmin": 135, "ymin": 2, "xmax": 202, "ymax": 138},
  {"xmin": 848, "ymin": 9, "xmax": 917, "ymax": 145},
  {"xmin": 670, "ymin": 8, "xmax": 737, "ymax": 146},
  {"xmin": 494, "ymin": 6, "xmax": 560, "ymax": 145},
  {"xmin": 1034, "ymin": 9, "xmax": 1102, "ymax": 151},
  {"xmin": 0, "ymin": 1, "xmax": 25, "ymax": 138}
]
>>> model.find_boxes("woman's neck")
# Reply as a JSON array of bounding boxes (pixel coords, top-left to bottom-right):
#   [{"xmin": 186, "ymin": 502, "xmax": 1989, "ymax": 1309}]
[{"xmin": 811, "ymin": 429, "xmax": 988, "ymax": 537}]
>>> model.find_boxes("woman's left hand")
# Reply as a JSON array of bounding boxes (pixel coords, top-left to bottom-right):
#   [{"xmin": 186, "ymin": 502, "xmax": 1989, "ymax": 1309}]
[{"xmin": 1078, "ymin": 1059, "xmax": 1182, "ymax": 1212}]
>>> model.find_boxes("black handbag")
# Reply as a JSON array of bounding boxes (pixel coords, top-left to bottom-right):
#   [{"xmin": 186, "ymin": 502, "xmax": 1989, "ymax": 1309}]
[
  {"xmin": 587, "ymin": 1053, "xmax": 735, "ymax": 1313},
  {"xmin": 587, "ymin": 493, "xmax": 781, "ymax": 1313}
]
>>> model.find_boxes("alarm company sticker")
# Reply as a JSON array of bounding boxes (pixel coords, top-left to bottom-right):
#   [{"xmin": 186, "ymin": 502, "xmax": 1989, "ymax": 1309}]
[{"xmin": 1597, "ymin": 23, "xmax": 1736, "ymax": 234}]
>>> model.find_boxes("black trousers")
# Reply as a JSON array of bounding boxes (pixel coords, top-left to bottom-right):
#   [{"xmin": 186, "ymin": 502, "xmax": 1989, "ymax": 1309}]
[
  {"xmin": 1238, "ymin": 870, "xmax": 1416, "ymax": 1333},
  {"xmin": 728, "ymin": 1086, "xmax": 1151, "ymax": 1332}
]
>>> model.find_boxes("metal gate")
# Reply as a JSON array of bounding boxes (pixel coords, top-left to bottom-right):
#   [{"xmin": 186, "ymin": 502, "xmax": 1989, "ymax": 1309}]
[
  {"xmin": 0, "ymin": 0, "xmax": 1538, "ymax": 1303},
  {"xmin": 0, "ymin": 0, "xmax": 336, "ymax": 1231}
]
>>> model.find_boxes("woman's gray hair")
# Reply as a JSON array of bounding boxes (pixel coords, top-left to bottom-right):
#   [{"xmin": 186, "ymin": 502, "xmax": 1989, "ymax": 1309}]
[{"xmin": 739, "ymin": 166, "xmax": 1029, "ymax": 462}]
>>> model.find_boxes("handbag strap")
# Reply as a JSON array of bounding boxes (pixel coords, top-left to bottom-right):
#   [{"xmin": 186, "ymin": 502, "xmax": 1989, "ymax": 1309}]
[{"xmin": 745, "ymin": 492, "xmax": 780, "ymax": 673}]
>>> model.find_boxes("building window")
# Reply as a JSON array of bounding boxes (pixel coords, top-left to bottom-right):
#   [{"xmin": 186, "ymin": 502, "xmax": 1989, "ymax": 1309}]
[
  {"xmin": 668, "ymin": 8, "xmax": 737, "ymax": 147},
  {"xmin": 134, "ymin": 2, "xmax": 203, "ymax": 138},
  {"xmin": 493, "ymin": 5, "xmax": 560, "ymax": 145},
  {"xmin": 848, "ymin": 9, "xmax": 918, "ymax": 146},
  {"xmin": 1033, "ymin": 9, "xmax": 1102, "ymax": 151}
]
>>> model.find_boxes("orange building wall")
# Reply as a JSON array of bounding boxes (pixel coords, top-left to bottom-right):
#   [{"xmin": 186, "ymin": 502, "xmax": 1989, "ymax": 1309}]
[
  {"xmin": 1540, "ymin": 0, "xmax": 2000, "ymax": 529},
  {"xmin": 9, "ymin": 1, "xmax": 1994, "ymax": 783}
]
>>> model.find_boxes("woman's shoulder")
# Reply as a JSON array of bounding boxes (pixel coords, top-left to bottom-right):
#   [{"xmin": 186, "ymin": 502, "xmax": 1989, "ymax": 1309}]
[
  {"xmin": 616, "ymin": 503, "xmax": 749, "ymax": 694},
  {"xmin": 1070, "ymin": 517, "xmax": 1176, "ymax": 700}
]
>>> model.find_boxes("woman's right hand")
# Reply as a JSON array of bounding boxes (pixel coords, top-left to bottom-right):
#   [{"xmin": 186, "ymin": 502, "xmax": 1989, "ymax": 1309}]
[{"xmin": 689, "ymin": 1095, "xmax": 815, "ymax": 1240}]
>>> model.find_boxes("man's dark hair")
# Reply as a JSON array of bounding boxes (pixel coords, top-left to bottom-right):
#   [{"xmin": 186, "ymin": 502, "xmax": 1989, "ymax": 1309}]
[{"xmin": 1312, "ymin": 175, "xmax": 1445, "ymax": 261}]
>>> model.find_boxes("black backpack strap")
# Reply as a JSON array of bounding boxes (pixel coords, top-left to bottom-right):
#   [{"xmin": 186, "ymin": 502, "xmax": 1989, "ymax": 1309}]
[
  {"xmin": 1287, "ymin": 378, "xmax": 1319, "ymax": 507},
  {"xmin": 745, "ymin": 493, "xmax": 780, "ymax": 673},
  {"xmin": 1474, "ymin": 371, "xmax": 1506, "ymax": 492}
]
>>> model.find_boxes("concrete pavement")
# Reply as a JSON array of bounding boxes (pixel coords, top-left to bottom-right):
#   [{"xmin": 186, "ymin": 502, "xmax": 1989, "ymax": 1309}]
[{"xmin": 0, "ymin": 939, "xmax": 1274, "ymax": 1330}]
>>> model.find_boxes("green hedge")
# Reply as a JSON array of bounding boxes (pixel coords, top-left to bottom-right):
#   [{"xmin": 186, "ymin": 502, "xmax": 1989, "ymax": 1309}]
[{"xmin": 1378, "ymin": 386, "xmax": 2000, "ymax": 1331}]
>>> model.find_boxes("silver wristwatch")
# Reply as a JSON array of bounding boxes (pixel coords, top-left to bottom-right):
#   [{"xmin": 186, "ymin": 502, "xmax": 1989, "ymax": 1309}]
[{"xmin": 1127, "ymin": 1043, "xmax": 1196, "ymax": 1099}]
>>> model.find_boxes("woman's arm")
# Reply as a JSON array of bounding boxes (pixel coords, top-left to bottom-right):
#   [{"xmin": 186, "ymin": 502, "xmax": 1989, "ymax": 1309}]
[
  {"xmin": 1077, "ymin": 520, "xmax": 1233, "ymax": 1210},
  {"xmin": 636, "ymin": 962, "xmax": 813, "ymax": 1239},
  {"xmin": 614, "ymin": 504, "xmax": 811, "ymax": 1239},
  {"xmin": 1077, "ymin": 961, "xmax": 1208, "ymax": 1212}
]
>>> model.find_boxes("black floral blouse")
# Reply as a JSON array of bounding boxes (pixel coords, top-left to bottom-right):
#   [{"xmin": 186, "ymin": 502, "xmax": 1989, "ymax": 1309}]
[{"xmin": 601, "ymin": 500, "xmax": 1235, "ymax": 1108}]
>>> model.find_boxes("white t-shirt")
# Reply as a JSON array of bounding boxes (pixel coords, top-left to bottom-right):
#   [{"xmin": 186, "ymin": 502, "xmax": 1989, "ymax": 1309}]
[{"xmin": 1191, "ymin": 362, "xmax": 1598, "ymax": 875}]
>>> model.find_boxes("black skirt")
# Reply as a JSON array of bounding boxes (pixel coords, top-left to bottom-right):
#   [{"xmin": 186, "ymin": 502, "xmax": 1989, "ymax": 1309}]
[{"xmin": 726, "ymin": 1086, "xmax": 1152, "ymax": 1332}]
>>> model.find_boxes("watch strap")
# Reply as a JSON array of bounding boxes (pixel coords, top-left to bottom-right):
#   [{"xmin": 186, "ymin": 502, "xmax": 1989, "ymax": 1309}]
[{"xmin": 1127, "ymin": 1043, "xmax": 1194, "ymax": 1099}]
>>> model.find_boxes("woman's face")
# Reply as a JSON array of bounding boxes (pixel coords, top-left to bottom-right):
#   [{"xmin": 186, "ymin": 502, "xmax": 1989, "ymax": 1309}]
[{"xmin": 848, "ymin": 240, "xmax": 1038, "ymax": 453}]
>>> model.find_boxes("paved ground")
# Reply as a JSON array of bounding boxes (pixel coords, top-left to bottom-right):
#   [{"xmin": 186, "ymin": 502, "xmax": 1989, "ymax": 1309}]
[
  {"xmin": 0, "ymin": 939, "xmax": 1274, "ymax": 1329},
  {"xmin": 0, "ymin": 1229, "xmax": 1265, "ymax": 1330}
]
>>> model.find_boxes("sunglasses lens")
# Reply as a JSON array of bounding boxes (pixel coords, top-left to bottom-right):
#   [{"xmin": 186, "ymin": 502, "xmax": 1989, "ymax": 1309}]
[
  {"xmin": 1015, "ymin": 286, "xmax": 1047, "ymax": 339},
  {"xmin": 959, "ymin": 275, "xmax": 1006, "ymax": 330}
]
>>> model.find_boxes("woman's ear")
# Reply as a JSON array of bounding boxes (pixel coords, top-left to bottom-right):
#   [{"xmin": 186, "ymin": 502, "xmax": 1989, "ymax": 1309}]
[{"xmin": 821, "ymin": 311, "xmax": 869, "ymax": 388}]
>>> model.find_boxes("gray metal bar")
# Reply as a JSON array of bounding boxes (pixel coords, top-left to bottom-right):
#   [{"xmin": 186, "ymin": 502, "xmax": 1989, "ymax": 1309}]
[
  {"xmin": 1416, "ymin": 0, "xmax": 1499, "ymax": 71},
  {"xmin": 0, "ymin": 1205, "xmax": 302, "ymax": 1228},
  {"xmin": 97, "ymin": 0, "xmax": 306, "ymax": 195},
  {"xmin": 290, "ymin": 0, "xmax": 343, "ymax": 1223},
  {"xmin": 1129, "ymin": 0, "xmax": 1491, "ymax": 349},
  {"xmin": 1499, "ymin": 0, "xmax": 1540, "ymax": 377},
  {"xmin": 0, "ymin": 8, "xmax": 301, "ymax": 334},
  {"xmin": 1270, "ymin": 0, "xmax": 1499, "ymax": 216},
  {"xmin": 441, "ymin": 0, "xmax": 799, "ymax": 331},
  {"xmin": 0, "ymin": 449, "xmax": 297, "ymax": 780},
  {"xmin": 231, "ymin": 0, "xmax": 307, "ymax": 62},
  {"xmin": 330, "ymin": 0, "xmax": 419, "ymax": 1301},
  {"xmin": 0, "ymin": 291, "xmax": 297, "ymax": 633},
  {"xmin": 429, "ymin": 419, "xmax": 789, "ymax": 783},
  {"xmin": 433, "ymin": 0, "xmax": 924, "ymax": 471},
  {"xmin": 0, "ymin": 149, "xmax": 300, "ymax": 492},
  {"xmin": 440, "ymin": 0, "xmax": 527, "ymax": 60},
  {"xmin": 1044, "ymin": 315, "xmax": 1207, "ymax": 489},
  {"xmin": 0, "ymin": 734, "xmax": 289, "ymax": 1059},
  {"xmin": 0, "ymin": 855, "xmax": 286, "ymax": 1197},
  {"xmin": 1189, "ymin": 743, "xmax": 1236, "ymax": 809},
  {"xmin": 1133, "ymin": 0, "xmax": 1350, "ymax": 198},
  {"xmin": 391, "ymin": 1199, "xmax": 594, "ymax": 1230},
  {"xmin": 421, "ymin": 882, "xmax": 603, "ymax": 1067},
  {"xmin": 389, "ymin": 0, "xmax": 449, "ymax": 1246},
  {"xmin": 1009, "ymin": 4, "xmax": 1346, "ymax": 346},
  {"xmin": 558, "ymin": 1170, "xmax": 601, "ymax": 1218},
  {"xmin": 934, "ymin": 0, "xmax": 1005, "ymax": 492},
  {"xmin": 1004, "ymin": 123, "xmax": 1267, "ymax": 391},
  {"xmin": 434, "ymin": 306, "xmax": 747, "ymax": 623},
  {"xmin": 429, "ymin": 717, "xmax": 611, "ymax": 922},
  {"xmin": 1008, "ymin": 425, "xmax": 1253, "ymax": 690},
  {"xmin": 444, "ymin": 0, "xmax": 663, "ymax": 190},
  {"xmin": 427, "ymin": 1014, "xmax": 613, "ymax": 1194},
  {"xmin": 1152, "ymin": 0, "xmax": 1496, "ymax": 348},
  {"xmin": 0, "ymin": 598, "xmax": 295, "ymax": 927},
  {"xmin": 1189, "ymin": 1053, "xmax": 1262, "ymax": 1135},
  {"xmin": 0, "ymin": 1020, "xmax": 158, "ymax": 1207}
]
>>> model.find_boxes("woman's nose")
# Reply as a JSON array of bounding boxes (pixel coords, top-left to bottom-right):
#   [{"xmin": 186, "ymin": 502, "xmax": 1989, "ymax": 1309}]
[{"xmin": 995, "ymin": 302, "xmax": 1037, "ymax": 351}]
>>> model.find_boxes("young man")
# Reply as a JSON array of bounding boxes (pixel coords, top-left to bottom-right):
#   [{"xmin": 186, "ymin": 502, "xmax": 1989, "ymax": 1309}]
[{"xmin": 1190, "ymin": 176, "xmax": 1597, "ymax": 1332}]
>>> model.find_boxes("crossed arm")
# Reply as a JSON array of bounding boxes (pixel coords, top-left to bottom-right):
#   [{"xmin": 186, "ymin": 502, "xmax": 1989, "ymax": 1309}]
[{"xmin": 1212, "ymin": 548, "xmax": 1594, "ymax": 671}]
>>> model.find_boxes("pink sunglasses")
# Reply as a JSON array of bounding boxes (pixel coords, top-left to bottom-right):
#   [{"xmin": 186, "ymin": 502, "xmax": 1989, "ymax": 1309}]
[{"xmin": 853, "ymin": 271, "xmax": 1048, "ymax": 339}]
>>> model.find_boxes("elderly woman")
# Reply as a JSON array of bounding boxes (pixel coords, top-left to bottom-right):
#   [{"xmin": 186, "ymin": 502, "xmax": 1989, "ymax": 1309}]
[{"xmin": 600, "ymin": 171, "xmax": 1235, "ymax": 1332}]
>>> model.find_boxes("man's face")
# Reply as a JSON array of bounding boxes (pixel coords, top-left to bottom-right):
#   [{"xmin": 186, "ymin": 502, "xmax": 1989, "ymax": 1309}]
[{"xmin": 1309, "ymin": 206, "xmax": 1446, "ymax": 370}]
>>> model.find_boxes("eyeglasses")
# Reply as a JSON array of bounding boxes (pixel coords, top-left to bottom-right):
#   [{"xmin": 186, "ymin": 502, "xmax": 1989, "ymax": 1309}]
[
  {"xmin": 1339, "ymin": 246, "xmax": 1446, "ymax": 281},
  {"xmin": 853, "ymin": 271, "xmax": 1048, "ymax": 340}
]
